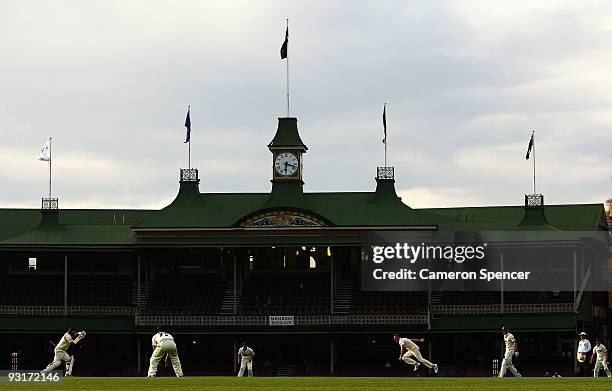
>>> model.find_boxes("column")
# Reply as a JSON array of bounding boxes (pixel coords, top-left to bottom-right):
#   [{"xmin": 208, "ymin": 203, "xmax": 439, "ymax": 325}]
[
  {"xmin": 64, "ymin": 255, "xmax": 68, "ymax": 315},
  {"xmin": 137, "ymin": 255, "xmax": 141, "ymax": 312},
  {"xmin": 330, "ymin": 338, "xmax": 334, "ymax": 375},
  {"xmin": 500, "ymin": 252, "xmax": 504, "ymax": 315},
  {"xmin": 233, "ymin": 255, "xmax": 237, "ymax": 315},
  {"xmin": 330, "ymin": 253, "xmax": 334, "ymax": 315}
]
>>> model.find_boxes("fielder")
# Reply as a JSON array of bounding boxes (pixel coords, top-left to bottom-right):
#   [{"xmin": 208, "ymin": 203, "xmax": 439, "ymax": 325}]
[
  {"xmin": 577, "ymin": 331, "xmax": 592, "ymax": 376},
  {"xmin": 393, "ymin": 334, "xmax": 438, "ymax": 374},
  {"xmin": 237, "ymin": 341, "xmax": 255, "ymax": 377},
  {"xmin": 590, "ymin": 337, "xmax": 612, "ymax": 377},
  {"xmin": 499, "ymin": 326, "xmax": 521, "ymax": 377},
  {"xmin": 147, "ymin": 326, "xmax": 183, "ymax": 377},
  {"xmin": 41, "ymin": 327, "xmax": 85, "ymax": 374}
]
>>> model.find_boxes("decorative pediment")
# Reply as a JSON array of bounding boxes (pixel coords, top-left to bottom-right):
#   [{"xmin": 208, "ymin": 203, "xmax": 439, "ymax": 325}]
[{"xmin": 241, "ymin": 210, "xmax": 326, "ymax": 228}]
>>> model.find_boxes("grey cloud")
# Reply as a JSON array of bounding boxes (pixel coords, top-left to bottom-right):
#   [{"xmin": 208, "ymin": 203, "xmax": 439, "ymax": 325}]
[{"xmin": 0, "ymin": 0, "xmax": 610, "ymax": 209}]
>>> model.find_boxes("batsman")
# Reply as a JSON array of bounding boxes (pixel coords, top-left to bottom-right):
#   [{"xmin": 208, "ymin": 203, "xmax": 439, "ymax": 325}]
[{"xmin": 41, "ymin": 327, "xmax": 85, "ymax": 374}]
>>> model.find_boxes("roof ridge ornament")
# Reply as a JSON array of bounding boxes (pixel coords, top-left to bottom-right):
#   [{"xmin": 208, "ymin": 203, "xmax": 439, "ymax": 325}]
[
  {"xmin": 377, "ymin": 166, "xmax": 394, "ymax": 180},
  {"xmin": 525, "ymin": 193, "xmax": 544, "ymax": 207},
  {"xmin": 41, "ymin": 197, "xmax": 59, "ymax": 210},
  {"xmin": 519, "ymin": 193, "xmax": 548, "ymax": 226},
  {"xmin": 180, "ymin": 168, "xmax": 199, "ymax": 183},
  {"xmin": 39, "ymin": 197, "xmax": 60, "ymax": 228}
]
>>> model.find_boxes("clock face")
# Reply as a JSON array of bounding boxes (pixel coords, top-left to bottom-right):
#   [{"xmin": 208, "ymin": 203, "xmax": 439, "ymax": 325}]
[{"xmin": 274, "ymin": 152, "xmax": 299, "ymax": 176}]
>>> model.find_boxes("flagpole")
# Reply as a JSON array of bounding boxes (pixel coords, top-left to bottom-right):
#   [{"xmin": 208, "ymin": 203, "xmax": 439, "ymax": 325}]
[
  {"xmin": 49, "ymin": 137, "xmax": 52, "ymax": 199},
  {"xmin": 384, "ymin": 103, "xmax": 387, "ymax": 167},
  {"xmin": 286, "ymin": 18, "xmax": 290, "ymax": 117},
  {"xmin": 532, "ymin": 131, "xmax": 536, "ymax": 194},
  {"xmin": 382, "ymin": 102, "xmax": 388, "ymax": 167},
  {"xmin": 188, "ymin": 105, "xmax": 191, "ymax": 169}
]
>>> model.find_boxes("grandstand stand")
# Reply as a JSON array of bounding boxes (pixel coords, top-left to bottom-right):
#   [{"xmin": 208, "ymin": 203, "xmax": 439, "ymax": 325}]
[
  {"xmin": 0, "ymin": 275, "xmax": 63, "ymax": 305},
  {"xmin": 143, "ymin": 273, "xmax": 226, "ymax": 315},
  {"xmin": 68, "ymin": 275, "xmax": 132, "ymax": 306},
  {"xmin": 350, "ymin": 291, "xmax": 427, "ymax": 314},
  {"xmin": 239, "ymin": 272, "xmax": 330, "ymax": 315}
]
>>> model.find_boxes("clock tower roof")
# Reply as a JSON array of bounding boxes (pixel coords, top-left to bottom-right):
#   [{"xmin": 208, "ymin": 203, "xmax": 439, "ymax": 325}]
[{"xmin": 268, "ymin": 117, "xmax": 307, "ymax": 150}]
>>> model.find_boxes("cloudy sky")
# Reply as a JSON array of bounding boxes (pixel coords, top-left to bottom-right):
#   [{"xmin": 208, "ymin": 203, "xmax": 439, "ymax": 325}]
[{"xmin": 1, "ymin": 0, "xmax": 611, "ymax": 210}]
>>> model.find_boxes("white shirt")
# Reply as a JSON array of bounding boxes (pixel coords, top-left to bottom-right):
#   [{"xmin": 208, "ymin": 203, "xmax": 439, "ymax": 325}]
[
  {"xmin": 593, "ymin": 344, "xmax": 607, "ymax": 361},
  {"xmin": 399, "ymin": 338, "xmax": 418, "ymax": 352},
  {"xmin": 55, "ymin": 333, "xmax": 73, "ymax": 352},
  {"xmin": 504, "ymin": 333, "xmax": 517, "ymax": 352},
  {"xmin": 152, "ymin": 332, "xmax": 174, "ymax": 347},
  {"xmin": 578, "ymin": 339, "xmax": 591, "ymax": 353},
  {"xmin": 238, "ymin": 347, "xmax": 255, "ymax": 362}
]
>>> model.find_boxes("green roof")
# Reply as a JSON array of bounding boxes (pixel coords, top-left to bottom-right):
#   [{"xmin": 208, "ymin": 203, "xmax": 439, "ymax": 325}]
[
  {"xmin": 0, "ymin": 179, "xmax": 607, "ymax": 247},
  {"xmin": 422, "ymin": 203, "xmax": 608, "ymax": 238},
  {"xmin": 0, "ymin": 209, "xmax": 155, "ymax": 245},
  {"xmin": 133, "ymin": 178, "xmax": 436, "ymax": 229},
  {"xmin": 268, "ymin": 117, "xmax": 307, "ymax": 149}
]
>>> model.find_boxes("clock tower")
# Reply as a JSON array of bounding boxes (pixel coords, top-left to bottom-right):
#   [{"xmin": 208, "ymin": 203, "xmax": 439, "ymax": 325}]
[{"xmin": 267, "ymin": 117, "xmax": 307, "ymax": 199}]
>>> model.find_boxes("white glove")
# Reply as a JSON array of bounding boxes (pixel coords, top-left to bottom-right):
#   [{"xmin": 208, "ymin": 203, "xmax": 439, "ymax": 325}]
[
  {"xmin": 78, "ymin": 330, "xmax": 86, "ymax": 337},
  {"xmin": 514, "ymin": 351, "xmax": 519, "ymax": 357}
]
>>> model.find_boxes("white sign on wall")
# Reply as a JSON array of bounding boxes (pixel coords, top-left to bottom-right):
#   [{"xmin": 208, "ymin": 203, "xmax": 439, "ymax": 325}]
[{"xmin": 269, "ymin": 315, "xmax": 295, "ymax": 326}]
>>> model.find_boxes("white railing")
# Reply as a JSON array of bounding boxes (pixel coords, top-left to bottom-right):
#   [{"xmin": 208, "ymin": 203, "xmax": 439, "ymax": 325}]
[
  {"xmin": 0, "ymin": 305, "xmax": 134, "ymax": 316},
  {"xmin": 136, "ymin": 314, "xmax": 428, "ymax": 326},
  {"xmin": 430, "ymin": 303, "xmax": 574, "ymax": 315},
  {"xmin": 0, "ymin": 304, "xmax": 572, "ymax": 318}
]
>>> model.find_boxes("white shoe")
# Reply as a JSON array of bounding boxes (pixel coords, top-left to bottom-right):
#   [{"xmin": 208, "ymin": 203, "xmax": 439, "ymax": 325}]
[
  {"xmin": 433, "ymin": 364, "xmax": 439, "ymax": 374},
  {"xmin": 413, "ymin": 363, "xmax": 420, "ymax": 371}
]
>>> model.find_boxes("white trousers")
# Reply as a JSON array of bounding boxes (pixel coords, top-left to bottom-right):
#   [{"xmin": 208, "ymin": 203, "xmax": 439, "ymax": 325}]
[
  {"xmin": 593, "ymin": 359, "xmax": 612, "ymax": 377},
  {"xmin": 42, "ymin": 350, "xmax": 70, "ymax": 373},
  {"xmin": 402, "ymin": 348, "xmax": 434, "ymax": 368},
  {"xmin": 65, "ymin": 355, "xmax": 75, "ymax": 376},
  {"xmin": 238, "ymin": 359, "xmax": 253, "ymax": 377},
  {"xmin": 148, "ymin": 340, "xmax": 183, "ymax": 377},
  {"xmin": 499, "ymin": 350, "xmax": 521, "ymax": 377}
]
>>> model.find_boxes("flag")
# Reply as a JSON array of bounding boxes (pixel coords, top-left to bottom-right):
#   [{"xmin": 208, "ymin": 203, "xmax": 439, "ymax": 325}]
[
  {"xmin": 184, "ymin": 107, "xmax": 191, "ymax": 143},
  {"xmin": 39, "ymin": 140, "xmax": 50, "ymax": 161},
  {"xmin": 525, "ymin": 132, "xmax": 534, "ymax": 160},
  {"xmin": 280, "ymin": 26, "xmax": 288, "ymax": 59},
  {"xmin": 382, "ymin": 103, "xmax": 387, "ymax": 145}
]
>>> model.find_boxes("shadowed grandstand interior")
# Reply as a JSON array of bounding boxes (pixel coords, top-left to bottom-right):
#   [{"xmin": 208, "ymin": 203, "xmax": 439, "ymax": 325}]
[
  {"xmin": 0, "ymin": 249, "xmax": 578, "ymax": 314},
  {"xmin": 351, "ymin": 291, "xmax": 427, "ymax": 314},
  {"xmin": 0, "ymin": 275, "xmax": 133, "ymax": 306},
  {"xmin": 435, "ymin": 291, "xmax": 573, "ymax": 305},
  {"xmin": 144, "ymin": 273, "xmax": 226, "ymax": 315},
  {"xmin": 239, "ymin": 272, "xmax": 330, "ymax": 315},
  {"xmin": 0, "ymin": 274, "xmax": 64, "ymax": 305}
]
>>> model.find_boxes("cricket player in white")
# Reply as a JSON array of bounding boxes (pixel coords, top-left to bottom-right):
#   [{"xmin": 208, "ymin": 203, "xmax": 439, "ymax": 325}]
[
  {"xmin": 591, "ymin": 337, "xmax": 612, "ymax": 377},
  {"xmin": 499, "ymin": 326, "xmax": 521, "ymax": 377},
  {"xmin": 237, "ymin": 341, "xmax": 255, "ymax": 377},
  {"xmin": 147, "ymin": 326, "xmax": 183, "ymax": 377},
  {"xmin": 577, "ymin": 331, "xmax": 592, "ymax": 376},
  {"xmin": 393, "ymin": 334, "xmax": 438, "ymax": 373},
  {"xmin": 42, "ymin": 327, "xmax": 85, "ymax": 374}
]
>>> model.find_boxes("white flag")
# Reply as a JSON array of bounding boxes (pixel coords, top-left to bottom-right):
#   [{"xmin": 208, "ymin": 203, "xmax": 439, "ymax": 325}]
[{"xmin": 39, "ymin": 140, "xmax": 50, "ymax": 161}]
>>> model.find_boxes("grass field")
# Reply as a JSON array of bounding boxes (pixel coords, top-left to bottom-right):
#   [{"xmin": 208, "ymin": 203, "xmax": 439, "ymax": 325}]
[{"xmin": 2, "ymin": 377, "xmax": 611, "ymax": 391}]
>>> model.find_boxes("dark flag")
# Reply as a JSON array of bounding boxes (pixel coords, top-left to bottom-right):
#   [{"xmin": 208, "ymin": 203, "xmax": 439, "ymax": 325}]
[
  {"xmin": 382, "ymin": 103, "xmax": 387, "ymax": 144},
  {"xmin": 184, "ymin": 107, "xmax": 191, "ymax": 143},
  {"xmin": 525, "ymin": 132, "xmax": 534, "ymax": 159},
  {"xmin": 280, "ymin": 27, "xmax": 288, "ymax": 59}
]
